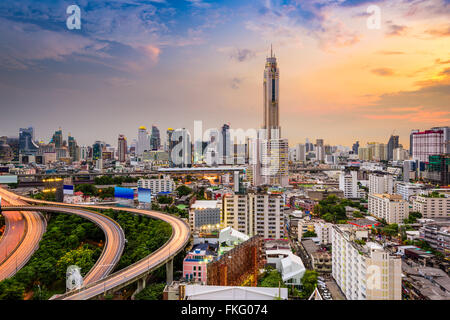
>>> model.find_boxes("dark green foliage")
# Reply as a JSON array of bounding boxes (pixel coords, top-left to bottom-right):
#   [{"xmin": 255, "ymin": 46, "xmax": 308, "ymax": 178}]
[
  {"xmin": 135, "ymin": 283, "xmax": 166, "ymax": 300},
  {"xmin": 299, "ymin": 270, "xmax": 318, "ymax": 299},
  {"xmin": 0, "ymin": 213, "xmax": 103, "ymax": 300},
  {"xmin": 302, "ymin": 231, "xmax": 317, "ymax": 238},
  {"xmin": 258, "ymin": 266, "xmax": 287, "ymax": 288},
  {"xmin": 100, "ymin": 209, "xmax": 172, "ymax": 271},
  {"xmin": 176, "ymin": 185, "xmax": 192, "ymax": 197}
]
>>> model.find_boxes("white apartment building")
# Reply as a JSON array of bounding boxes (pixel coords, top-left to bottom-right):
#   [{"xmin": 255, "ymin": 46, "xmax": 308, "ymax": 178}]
[
  {"xmin": 189, "ymin": 200, "xmax": 222, "ymax": 232},
  {"xmin": 314, "ymin": 221, "xmax": 332, "ymax": 245},
  {"xmin": 332, "ymin": 225, "xmax": 402, "ymax": 300},
  {"xmin": 395, "ymin": 182, "xmax": 424, "ymax": 201},
  {"xmin": 138, "ymin": 176, "xmax": 175, "ymax": 194},
  {"xmin": 339, "ymin": 170, "xmax": 358, "ymax": 199},
  {"xmin": 368, "ymin": 194, "xmax": 409, "ymax": 224},
  {"xmin": 223, "ymin": 193, "xmax": 284, "ymax": 239},
  {"xmin": 369, "ymin": 174, "xmax": 394, "ymax": 195},
  {"xmin": 413, "ymin": 193, "xmax": 449, "ymax": 219}
]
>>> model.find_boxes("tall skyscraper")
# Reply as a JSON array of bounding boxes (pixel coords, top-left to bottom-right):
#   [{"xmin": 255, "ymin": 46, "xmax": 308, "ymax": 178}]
[
  {"xmin": 51, "ymin": 129, "xmax": 63, "ymax": 149},
  {"xmin": 137, "ymin": 126, "xmax": 150, "ymax": 156},
  {"xmin": 263, "ymin": 45, "xmax": 280, "ymax": 140},
  {"xmin": 19, "ymin": 127, "xmax": 39, "ymax": 155},
  {"xmin": 150, "ymin": 125, "xmax": 161, "ymax": 151},
  {"xmin": 411, "ymin": 127, "xmax": 447, "ymax": 162},
  {"xmin": 258, "ymin": 47, "xmax": 289, "ymax": 186},
  {"xmin": 68, "ymin": 134, "xmax": 78, "ymax": 162},
  {"xmin": 409, "ymin": 129, "xmax": 419, "ymax": 156},
  {"xmin": 316, "ymin": 139, "xmax": 324, "ymax": 162},
  {"xmin": 221, "ymin": 123, "xmax": 231, "ymax": 164},
  {"xmin": 92, "ymin": 141, "xmax": 104, "ymax": 161},
  {"xmin": 118, "ymin": 134, "xmax": 128, "ymax": 163},
  {"xmin": 387, "ymin": 135, "xmax": 399, "ymax": 161},
  {"xmin": 352, "ymin": 141, "xmax": 359, "ymax": 154}
]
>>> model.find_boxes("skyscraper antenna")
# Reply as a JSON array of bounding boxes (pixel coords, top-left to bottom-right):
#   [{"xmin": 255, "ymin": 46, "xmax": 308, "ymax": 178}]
[{"xmin": 270, "ymin": 43, "xmax": 273, "ymax": 58}]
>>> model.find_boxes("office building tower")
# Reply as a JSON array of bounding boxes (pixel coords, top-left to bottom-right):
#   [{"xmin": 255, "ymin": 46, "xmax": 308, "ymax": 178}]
[
  {"xmin": 150, "ymin": 125, "xmax": 161, "ymax": 151},
  {"xmin": 79, "ymin": 145, "xmax": 89, "ymax": 162},
  {"xmin": 221, "ymin": 123, "xmax": 231, "ymax": 164},
  {"xmin": 68, "ymin": 135, "xmax": 78, "ymax": 162},
  {"xmin": 316, "ymin": 139, "xmax": 324, "ymax": 162},
  {"xmin": 352, "ymin": 141, "xmax": 359, "ymax": 154},
  {"xmin": 263, "ymin": 45, "xmax": 280, "ymax": 140},
  {"xmin": 92, "ymin": 141, "xmax": 104, "ymax": 161},
  {"xmin": 137, "ymin": 126, "xmax": 150, "ymax": 156},
  {"xmin": 171, "ymin": 128, "xmax": 192, "ymax": 167},
  {"xmin": 411, "ymin": 127, "xmax": 448, "ymax": 162},
  {"xmin": 291, "ymin": 144, "xmax": 306, "ymax": 162},
  {"xmin": 410, "ymin": 129, "xmax": 419, "ymax": 156},
  {"xmin": 51, "ymin": 129, "xmax": 63, "ymax": 149},
  {"xmin": 387, "ymin": 135, "xmax": 399, "ymax": 161},
  {"xmin": 118, "ymin": 134, "xmax": 127, "ymax": 163},
  {"xmin": 261, "ymin": 138, "xmax": 289, "ymax": 187},
  {"xmin": 19, "ymin": 127, "xmax": 39, "ymax": 155}
]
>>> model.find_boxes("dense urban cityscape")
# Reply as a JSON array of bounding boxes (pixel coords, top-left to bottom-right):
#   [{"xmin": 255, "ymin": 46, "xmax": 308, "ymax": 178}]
[{"xmin": 0, "ymin": 0, "xmax": 448, "ymax": 311}]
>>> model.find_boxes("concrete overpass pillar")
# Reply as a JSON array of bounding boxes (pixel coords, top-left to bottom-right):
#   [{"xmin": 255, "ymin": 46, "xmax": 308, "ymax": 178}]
[
  {"xmin": 166, "ymin": 259, "xmax": 173, "ymax": 285},
  {"xmin": 131, "ymin": 277, "xmax": 147, "ymax": 300}
]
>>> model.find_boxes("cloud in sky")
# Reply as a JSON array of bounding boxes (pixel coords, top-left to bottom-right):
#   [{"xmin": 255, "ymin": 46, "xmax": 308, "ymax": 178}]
[
  {"xmin": 1, "ymin": 0, "xmax": 450, "ymax": 147},
  {"xmin": 371, "ymin": 68, "xmax": 395, "ymax": 76}
]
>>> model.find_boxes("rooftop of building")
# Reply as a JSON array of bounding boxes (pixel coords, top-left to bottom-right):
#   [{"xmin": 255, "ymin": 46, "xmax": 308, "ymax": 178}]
[
  {"xmin": 191, "ymin": 200, "xmax": 220, "ymax": 209},
  {"xmin": 371, "ymin": 193, "xmax": 405, "ymax": 201}
]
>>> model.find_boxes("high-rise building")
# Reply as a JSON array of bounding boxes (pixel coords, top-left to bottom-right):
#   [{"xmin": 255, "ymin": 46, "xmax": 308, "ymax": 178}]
[
  {"xmin": 223, "ymin": 192, "xmax": 284, "ymax": 239},
  {"xmin": 150, "ymin": 125, "xmax": 161, "ymax": 151},
  {"xmin": 92, "ymin": 141, "xmax": 104, "ymax": 161},
  {"xmin": 261, "ymin": 138, "xmax": 289, "ymax": 186},
  {"xmin": 291, "ymin": 144, "xmax": 306, "ymax": 162},
  {"xmin": 369, "ymin": 173, "xmax": 394, "ymax": 195},
  {"xmin": 118, "ymin": 134, "xmax": 128, "ymax": 163},
  {"xmin": 263, "ymin": 45, "xmax": 280, "ymax": 140},
  {"xmin": 339, "ymin": 170, "xmax": 358, "ymax": 199},
  {"xmin": 332, "ymin": 225, "xmax": 402, "ymax": 300},
  {"xmin": 352, "ymin": 141, "xmax": 359, "ymax": 154},
  {"xmin": 316, "ymin": 139, "xmax": 324, "ymax": 162},
  {"xmin": 221, "ymin": 123, "xmax": 231, "ymax": 164},
  {"xmin": 19, "ymin": 127, "xmax": 39, "ymax": 155},
  {"xmin": 51, "ymin": 129, "xmax": 63, "ymax": 149},
  {"xmin": 410, "ymin": 129, "xmax": 419, "ymax": 156},
  {"xmin": 79, "ymin": 145, "xmax": 89, "ymax": 162},
  {"xmin": 68, "ymin": 135, "xmax": 78, "ymax": 162},
  {"xmin": 137, "ymin": 126, "xmax": 150, "ymax": 156},
  {"xmin": 411, "ymin": 127, "xmax": 448, "ymax": 162},
  {"xmin": 171, "ymin": 128, "xmax": 192, "ymax": 167},
  {"xmin": 387, "ymin": 135, "xmax": 399, "ymax": 161}
]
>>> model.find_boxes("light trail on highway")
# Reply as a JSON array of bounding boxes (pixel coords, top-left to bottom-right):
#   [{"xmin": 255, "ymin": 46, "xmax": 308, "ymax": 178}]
[
  {"xmin": 0, "ymin": 188, "xmax": 46, "ymax": 281},
  {"xmin": 1, "ymin": 190, "xmax": 191, "ymax": 300}
]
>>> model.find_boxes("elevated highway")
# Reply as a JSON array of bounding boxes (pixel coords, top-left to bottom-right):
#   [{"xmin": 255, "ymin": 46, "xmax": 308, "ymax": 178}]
[
  {"xmin": 2, "ymin": 193, "xmax": 191, "ymax": 300},
  {"xmin": 0, "ymin": 188, "xmax": 46, "ymax": 281},
  {"xmin": 1, "ymin": 205, "xmax": 125, "ymax": 285}
]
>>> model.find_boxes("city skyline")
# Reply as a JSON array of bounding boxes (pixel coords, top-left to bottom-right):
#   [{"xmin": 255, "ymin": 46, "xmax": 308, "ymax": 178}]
[{"xmin": 1, "ymin": 0, "xmax": 449, "ymax": 147}]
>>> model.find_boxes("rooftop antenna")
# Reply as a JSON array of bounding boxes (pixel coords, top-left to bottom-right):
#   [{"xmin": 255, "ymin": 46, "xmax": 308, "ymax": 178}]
[{"xmin": 270, "ymin": 43, "xmax": 273, "ymax": 58}]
